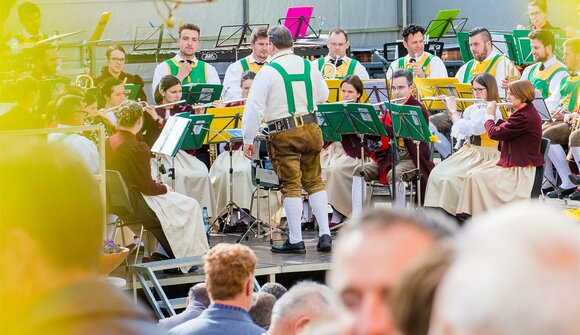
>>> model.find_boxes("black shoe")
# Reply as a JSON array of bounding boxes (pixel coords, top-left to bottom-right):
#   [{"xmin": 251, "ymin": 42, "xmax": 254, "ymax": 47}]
[
  {"xmin": 271, "ymin": 239, "xmax": 306, "ymax": 254},
  {"xmin": 150, "ymin": 252, "xmax": 171, "ymax": 262},
  {"xmin": 547, "ymin": 187, "xmax": 576, "ymax": 198},
  {"xmin": 569, "ymin": 174, "xmax": 580, "ymax": 186},
  {"xmin": 317, "ymin": 234, "xmax": 332, "ymax": 252},
  {"xmin": 301, "ymin": 220, "xmax": 315, "ymax": 231},
  {"xmin": 570, "ymin": 189, "xmax": 580, "ymax": 201}
]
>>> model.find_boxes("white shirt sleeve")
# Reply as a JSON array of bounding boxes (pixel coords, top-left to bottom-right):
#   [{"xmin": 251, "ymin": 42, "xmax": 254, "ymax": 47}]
[
  {"xmin": 73, "ymin": 136, "xmax": 100, "ymax": 174},
  {"xmin": 455, "ymin": 63, "xmax": 467, "ymax": 83},
  {"xmin": 312, "ymin": 64, "xmax": 330, "ymax": 104},
  {"xmin": 548, "ymin": 71, "xmax": 569, "ymax": 107},
  {"xmin": 387, "ymin": 62, "xmax": 397, "ymax": 81},
  {"xmin": 521, "ymin": 65, "xmax": 532, "ymax": 81},
  {"xmin": 152, "ymin": 62, "xmax": 168, "ymax": 98},
  {"xmin": 451, "ymin": 105, "xmax": 503, "ymax": 140},
  {"xmin": 222, "ymin": 62, "xmax": 243, "ymax": 101},
  {"xmin": 205, "ymin": 63, "xmax": 221, "ymax": 85},
  {"xmin": 355, "ymin": 61, "xmax": 370, "ymax": 79},
  {"xmin": 242, "ymin": 69, "xmax": 270, "ymax": 145},
  {"xmin": 428, "ymin": 56, "xmax": 448, "ymax": 78}
]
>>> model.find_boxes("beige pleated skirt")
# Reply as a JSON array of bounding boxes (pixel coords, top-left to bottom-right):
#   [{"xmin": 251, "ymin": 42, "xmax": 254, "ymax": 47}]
[
  {"xmin": 209, "ymin": 149, "xmax": 282, "ymax": 225},
  {"xmin": 321, "ymin": 142, "xmax": 369, "ymax": 218},
  {"xmin": 456, "ymin": 159, "xmax": 536, "ymax": 216},
  {"xmin": 424, "ymin": 144, "xmax": 500, "ymax": 214},
  {"xmin": 152, "ymin": 150, "xmax": 217, "ymax": 217}
]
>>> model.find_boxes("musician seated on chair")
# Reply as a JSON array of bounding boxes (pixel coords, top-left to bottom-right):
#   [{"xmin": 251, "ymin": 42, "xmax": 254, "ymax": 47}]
[
  {"xmin": 312, "ymin": 28, "xmax": 369, "ymax": 80},
  {"xmin": 543, "ymin": 37, "xmax": 580, "ymax": 199},
  {"xmin": 455, "ymin": 80, "xmax": 544, "ymax": 217},
  {"xmin": 351, "ymin": 69, "xmax": 434, "ymax": 214},
  {"xmin": 388, "ymin": 23, "xmax": 448, "ymax": 80},
  {"xmin": 96, "ymin": 77, "xmax": 126, "ymax": 126},
  {"xmin": 105, "ymin": 101, "xmax": 209, "ymax": 268},
  {"xmin": 94, "ymin": 44, "xmax": 147, "ymax": 103}
]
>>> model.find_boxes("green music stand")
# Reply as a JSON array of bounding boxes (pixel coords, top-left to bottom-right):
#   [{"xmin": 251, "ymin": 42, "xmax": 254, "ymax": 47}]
[
  {"xmin": 124, "ymin": 84, "xmax": 141, "ymax": 100},
  {"xmin": 388, "ymin": 103, "xmax": 433, "ymax": 206},
  {"xmin": 457, "ymin": 31, "xmax": 473, "ymax": 62},
  {"xmin": 182, "ymin": 83, "xmax": 224, "ymax": 105},
  {"xmin": 424, "ymin": 9, "xmax": 466, "ymax": 40},
  {"xmin": 513, "ymin": 30, "xmax": 534, "ymax": 65},
  {"xmin": 503, "ymin": 33, "xmax": 521, "ymax": 64},
  {"xmin": 175, "ymin": 112, "xmax": 215, "ymax": 150}
]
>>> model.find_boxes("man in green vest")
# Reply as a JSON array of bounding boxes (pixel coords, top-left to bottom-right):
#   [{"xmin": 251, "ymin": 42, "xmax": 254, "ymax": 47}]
[
  {"xmin": 521, "ymin": 29, "xmax": 567, "ymax": 104},
  {"xmin": 242, "ymin": 25, "xmax": 331, "ymax": 254},
  {"xmin": 151, "ymin": 23, "xmax": 220, "ymax": 97},
  {"xmin": 313, "ymin": 28, "xmax": 369, "ymax": 80},
  {"xmin": 388, "ymin": 24, "xmax": 448, "ymax": 80}
]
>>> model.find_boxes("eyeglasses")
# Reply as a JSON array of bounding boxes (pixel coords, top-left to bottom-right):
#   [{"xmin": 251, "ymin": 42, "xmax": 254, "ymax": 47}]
[
  {"xmin": 472, "ymin": 87, "xmax": 486, "ymax": 93},
  {"xmin": 109, "ymin": 57, "xmax": 126, "ymax": 63}
]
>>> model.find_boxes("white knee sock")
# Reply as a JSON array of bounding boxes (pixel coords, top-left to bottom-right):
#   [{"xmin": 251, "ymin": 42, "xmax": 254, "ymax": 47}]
[
  {"xmin": 543, "ymin": 156, "xmax": 557, "ymax": 189},
  {"xmin": 351, "ymin": 175, "xmax": 366, "ymax": 218},
  {"xmin": 309, "ymin": 191, "xmax": 331, "ymax": 236},
  {"xmin": 393, "ymin": 182, "xmax": 406, "ymax": 208},
  {"xmin": 284, "ymin": 197, "xmax": 303, "ymax": 244},
  {"xmin": 548, "ymin": 144, "xmax": 574, "ymax": 189}
]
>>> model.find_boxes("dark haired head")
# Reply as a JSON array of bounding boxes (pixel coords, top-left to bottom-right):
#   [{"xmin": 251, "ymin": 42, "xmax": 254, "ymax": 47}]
[
  {"xmin": 393, "ymin": 69, "xmax": 414, "ymax": 86},
  {"xmin": 241, "ymin": 71, "xmax": 256, "ymax": 83},
  {"xmin": 469, "ymin": 27, "xmax": 492, "ymax": 43},
  {"xmin": 179, "ymin": 23, "xmax": 201, "ymax": 38},
  {"xmin": 340, "ymin": 75, "xmax": 364, "ymax": 102},
  {"xmin": 329, "ymin": 28, "xmax": 349, "ymax": 42},
  {"xmin": 402, "ymin": 24, "xmax": 426, "ymax": 41},
  {"xmin": 471, "ymin": 73, "xmax": 500, "ymax": 102},
  {"xmin": 18, "ymin": 2, "xmax": 40, "ymax": 19},
  {"xmin": 155, "ymin": 75, "xmax": 181, "ymax": 104},
  {"xmin": 528, "ymin": 29, "xmax": 555, "ymax": 49},
  {"xmin": 250, "ymin": 27, "xmax": 268, "ymax": 44}
]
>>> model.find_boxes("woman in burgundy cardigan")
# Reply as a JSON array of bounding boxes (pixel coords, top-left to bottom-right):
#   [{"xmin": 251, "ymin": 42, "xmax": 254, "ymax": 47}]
[
  {"xmin": 457, "ymin": 80, "xmax": 544, "ymax": 216},
  {"xmin": 106, "ymin": 101, "xmax": 209, "ymax": 268}
]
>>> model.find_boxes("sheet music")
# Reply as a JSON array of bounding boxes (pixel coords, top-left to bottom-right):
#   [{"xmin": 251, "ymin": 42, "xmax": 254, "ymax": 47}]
[{"xmin": 151, "ymin": 116, "xmax": 191, "ymax": 156}]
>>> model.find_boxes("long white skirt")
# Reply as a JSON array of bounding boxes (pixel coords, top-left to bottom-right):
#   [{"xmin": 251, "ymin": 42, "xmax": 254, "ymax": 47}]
[
  {"xmin": 424, "ymin": 144, "xmax": 500, "ymax": 214},
  {"xmin": 456, "ymin": 160, "xmax": 536, "ymax": 216},
  {"xmin": 152, "ymin": 150, "xmax": 217, "ymax": 217},
  {"xmin": 142, "ymin": 191, "xmax": 209, "ymax": 273},
  {"xmin": 320, "ymin": 142, "xmax": 369, "ymax": 218},
  {"xmin": 209, "ymin": 149, "xmax": 282, "ymax": 225}
]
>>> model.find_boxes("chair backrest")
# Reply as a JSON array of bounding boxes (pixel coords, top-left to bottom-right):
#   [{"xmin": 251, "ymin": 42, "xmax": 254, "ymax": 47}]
[
  {"xmin": 531, "ymin": 138, "xmax": 551, "ymax": 198},
  {"xmin": 105, "ymin": 170, "xmax": 135, "ymax": 217},
  {"xmin": 540, "ymin": 137, "xmax": 551, "ymax": 162}
]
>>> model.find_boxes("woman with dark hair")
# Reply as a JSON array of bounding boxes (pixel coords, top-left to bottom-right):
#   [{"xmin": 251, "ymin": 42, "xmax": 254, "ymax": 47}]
[
  {"xmin": 82, "ymin": 91, "xmax": 116, "ymax": 144},
  {"xmin": 94, "ymin": 45, "xmax": 147, "ymax": 102},
  {"xmin": 424, "ymin": 73, "xmax": 504, "ymax": 215},
  {"xmin": 97, "ymin": 77, "xmax": 125, "ymax": 125},
  {"xmin": 143, "ymin": 74, "xmax": 217, "ymax": 218},
  {"xmin": 456, "ymin": 79, "xmax": 544, "ymax": 215},
  {"xmin": 105, "ymin": 101, "xmax": 209, "ymax": 268},
  {"xmin": 320, "ymin": 75, "xmax": 373, "ymax": 225}
]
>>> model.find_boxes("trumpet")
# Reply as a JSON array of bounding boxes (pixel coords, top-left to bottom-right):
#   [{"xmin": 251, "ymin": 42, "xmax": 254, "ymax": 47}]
[
  {"xmin": 75, "ymin": 74, "xmax": 93, "ymax": 89},
  {"xmin": 321, "ymin": 57, "xmax": 338, "ymax": 79}
]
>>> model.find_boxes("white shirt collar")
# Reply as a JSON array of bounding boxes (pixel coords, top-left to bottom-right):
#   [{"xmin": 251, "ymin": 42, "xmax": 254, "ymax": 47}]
[
  {"xmin": 175, "ymin": 52, "xmax": 198, "ymax": 64},
  {"xmin": 406, "ymin": 51, "xmax": 425, "ymax": 60},
  {"xmin": 249, "ymin": 53, "xmax": 267, "ymax": 64},
  {"xmin": 542, "ymin": 56, "xmax": 557, "ymax": 68},
  {"xmin": 481, "ymin": 51, "xmax": 500, "ymax": 63},
  {"xmin": 270, "ymin": 49, "xmax": 293, "ymax": 62},
  {"xmin": 327, "ymin": 54, "xmax": 348, "ymax": 62}
]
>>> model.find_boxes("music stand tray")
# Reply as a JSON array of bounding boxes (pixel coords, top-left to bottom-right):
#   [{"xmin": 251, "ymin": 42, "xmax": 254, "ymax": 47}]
[
  {"xmin": 361, "ymin": 79, "xmax": 390, "ymax": 104},
  {"xmin": 175, "ymin": 113, "xmax": 215, "ymax": 150},
  {"xmin": 424, "ymin": 9, "xmax": 467, "ymax": 40},
  {"xmin": 457, "ymin": 31, "xmax": 473, "ymax": 62},
  {"xmin": 124, "ymin": 84, "xmax": 141, "ymax": 101},
  {"xmin": 182, "ymin": 83, "xmax": 224, "ymax": 105},
  {"xmin": 215, "ymin": 24, "xmax": 270, "ymax": 48},
  {"xmin": 278, "ymin": 6, "xmax": 316, "ymax": 39},
  {"xmin": 414, "ymin": 77, "xmax": 461, "ymax": 110},
  {"xmin": 150, "ymin": 115, "xmax": 192, "ymax": 157},
  {"xmin": 204, "ymin": 106, "xmax": 245, "ymax": 144},
  {"xmin": 325, "ymin": 79, "xmax": 342, "ymax": 103}
]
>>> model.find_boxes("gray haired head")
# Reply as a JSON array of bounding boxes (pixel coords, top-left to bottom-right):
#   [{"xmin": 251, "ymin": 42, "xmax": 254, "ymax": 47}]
[{"xmin": 268, "ymin": 25, "xmax": 293, "ymax": 50}]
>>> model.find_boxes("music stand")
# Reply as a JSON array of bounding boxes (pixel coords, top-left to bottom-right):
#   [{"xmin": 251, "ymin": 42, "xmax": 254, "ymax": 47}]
[
  {"xmin": 182, "ymin": 83, "xmax": 224, "ymax": 105},
  {"xmin": 325, "ymin": 79, "xmax": 342, "ymax": 102},
  {"xmin": 457, "ymin": 31, "xmax": 473, "ymax": 62},
  {"xmin": 388, "ymin": 103, "xmax": 434, "ymax": 206},
  {"xmin": 533, "ymin": 90, "xmax": 553, "ymax": 122},
  {"xmin": 361, "ymin": 79, "xmax": 390, "ymax": 104},
  {"xmin": 424, "ymin": 9, "xmax": 467, "ymax": 41},
  {"xmin": 124, "ymin": 84, "xmax": 141, "ymax": 101},
  {"xmin": 277, "ymin": 6, "xmax": 320, "ymax": 39},
  {"xmin": 317, "ymin": 102, "xmax": 387, "ymax": 217},
  {"xmin": 414, "ymin": 77, "xmax": 461, "ymax": 110},
  {"xmin": 513, "ymin": 29, "xmax": 534, "ymax": 65},
  {"xmin": 215, "ymin": 23, "xmax": 269, "ymax": 48}
]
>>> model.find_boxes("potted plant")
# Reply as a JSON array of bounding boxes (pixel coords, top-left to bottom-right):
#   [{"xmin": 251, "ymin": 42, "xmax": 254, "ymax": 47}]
[{"xmin": 98, "ymin": 239, "xmax": 129, "ymax": 276}]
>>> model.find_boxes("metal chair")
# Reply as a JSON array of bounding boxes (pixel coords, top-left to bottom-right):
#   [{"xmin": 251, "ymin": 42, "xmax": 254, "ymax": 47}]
[{"xmin": 532, "ymin": 138, "xmax": 551, "ymax": 198}]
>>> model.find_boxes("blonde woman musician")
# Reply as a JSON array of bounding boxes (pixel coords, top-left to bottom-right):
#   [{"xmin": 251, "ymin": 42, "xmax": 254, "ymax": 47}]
[{"xmin": 424, "ymin": 73, "xmax": 503, "ymax": 215}]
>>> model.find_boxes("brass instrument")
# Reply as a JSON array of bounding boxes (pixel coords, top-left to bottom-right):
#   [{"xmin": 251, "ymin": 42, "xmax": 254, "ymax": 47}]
[
  {"xmin": 75, "ymin": 74, "xmax": 94, "ymax": 89},
  {"xmin": 321, "ymin": 57, "xmax": 338, "ymax": 79}
]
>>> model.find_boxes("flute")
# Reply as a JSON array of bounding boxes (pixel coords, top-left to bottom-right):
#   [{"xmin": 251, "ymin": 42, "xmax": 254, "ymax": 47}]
[
  {"xmin": 188, "ymin": 98, "xmax": 247, "ymax": 110},
  {"xmin": 138, "ymin": 100, "xmax": 186, "ymax": 109},
  {"xmin": 421, "ymin": 97, "xmax": 484, "ymax": 102}
]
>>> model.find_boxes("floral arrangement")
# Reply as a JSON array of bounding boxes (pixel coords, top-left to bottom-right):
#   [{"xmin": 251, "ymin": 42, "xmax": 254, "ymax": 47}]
[{"xmin": 101, "ymin": 239, "xmax": 124, "ymax": 254}]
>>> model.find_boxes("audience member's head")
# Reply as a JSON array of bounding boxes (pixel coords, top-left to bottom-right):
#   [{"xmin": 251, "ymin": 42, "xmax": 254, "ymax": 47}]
[
  {"xmin": 249, "ymin": 291, "xmax": 276, "ymax": 329},
  {"xmin": 429, "ymin": 201, "xmax": 580, "ymax": 335},
  {"xmin": 187, "ymin": 282, "xmax": 210, "ymax": 308},
  {"xmin": 330, "ymin": 208, "xmax": 455, "ymax": 335},
  {"xmin": 268, "ymin": 281, "xmax": 339, "ymax": 335},
  {"xmin": 204, "ymin": 243, "xmax": 257, "ymax": 310},
  {"xmin": 0, "ymin": 139, "xmax": 103, "ymax": 333},
  {"xmin": 260, "ymin": 282, "xmax": 287, "ymax": 300},
  {"xmin": 389, "ymin": 245, "xmax": 452, "ymax": 335}
]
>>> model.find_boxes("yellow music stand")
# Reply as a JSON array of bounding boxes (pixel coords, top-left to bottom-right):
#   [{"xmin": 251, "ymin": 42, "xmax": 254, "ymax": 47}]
[
  {"xmin": 325, "ymin": 79, "xmax": 342, "ymax": 102},
  {"xmin": 204, "ymin": 106, "xmax": 245, "ymax": 144},
  {"xmin": 414, "ymin": 77, "xmax": 461, "ymax": 110},
  {"xmin": 454, "ymin": 83, "xmax": 474, "ymax": 111}
]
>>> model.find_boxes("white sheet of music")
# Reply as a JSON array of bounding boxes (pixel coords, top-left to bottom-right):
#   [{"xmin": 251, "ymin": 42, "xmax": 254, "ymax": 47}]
[{"xmin": 151, "ymin": 116, "xmax": 191, "ymax": 157}]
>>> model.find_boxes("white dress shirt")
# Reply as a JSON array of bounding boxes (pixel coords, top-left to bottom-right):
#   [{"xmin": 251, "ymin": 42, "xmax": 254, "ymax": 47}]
[
  {"xmin": 545, "ymin": 70, "xmax": 577, "ymax": 112},
  {"xmin": 151, "ymin": 53, "xmax": 221, "ymax": 97},
  {"xmin": 455, "ymin": 51, "xmax": 520, "ymax": 98},
  {"xmin": 388, "ymin": 52, "xmax": 448, "ymax": 80},
  {"xmin": 451, "ymin": 104, "xmax": 503, "ymax": 142},
  {"xmin": 242, "ymin": 49, "xmax": 329, "ymax": 145},
  {"xmin": 48, "ymin": 125, "xmax": 100, "ymax": 174},
  {"xmin": 222, "ymin": 54, "xmax": 266, "ymax": 101}
]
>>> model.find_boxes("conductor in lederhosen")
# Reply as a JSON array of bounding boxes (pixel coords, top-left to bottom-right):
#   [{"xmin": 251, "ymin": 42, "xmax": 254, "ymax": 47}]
[{"xmin": 242, "ymin": 25, "xmax": 332, "ymax": 254}]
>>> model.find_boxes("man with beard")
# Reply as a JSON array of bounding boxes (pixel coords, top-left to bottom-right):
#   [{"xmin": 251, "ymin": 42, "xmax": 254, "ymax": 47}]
[
  {"xmin": 455, "ymin": 27, "xmax": 519, "ymax": 97},
  {"xmin": 151, "ymin": 23, "xmax": 220, "ymax": 97}
]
